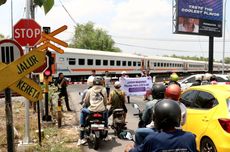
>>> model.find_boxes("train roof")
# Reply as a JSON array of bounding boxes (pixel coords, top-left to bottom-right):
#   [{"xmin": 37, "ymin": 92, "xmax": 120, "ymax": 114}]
[{"xmin": 62, "ymin": 48, "xmax": 144, "ymax": 58}]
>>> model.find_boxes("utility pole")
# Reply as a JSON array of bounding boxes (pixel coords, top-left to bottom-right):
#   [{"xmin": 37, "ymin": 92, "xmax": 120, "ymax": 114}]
[
  {"xmin": 222, "ymin": 0, "xmax": 227, "ymax": 74},
  {"xmin": 23, "ymin": 0, "xmax": 31, "ymax": 144}
]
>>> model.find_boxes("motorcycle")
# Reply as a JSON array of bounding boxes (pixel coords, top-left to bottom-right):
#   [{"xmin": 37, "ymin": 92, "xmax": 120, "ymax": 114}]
[
  {"xmin": 112, "ymin": 108, "xmax": 126, "ymax": 136},
  {"xmin": 84, "ymin": 112, "xmax": 108, "ymax": 150},
  {"xmin": 132, "ymin": 103, "xmax": 146, "ymax": 128}
]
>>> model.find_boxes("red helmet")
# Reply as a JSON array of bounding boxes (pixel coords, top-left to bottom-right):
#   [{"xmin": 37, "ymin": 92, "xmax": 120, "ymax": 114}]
[{"xmin": 165, "ymin": 84, "xmax": 181, "ymax": 100}]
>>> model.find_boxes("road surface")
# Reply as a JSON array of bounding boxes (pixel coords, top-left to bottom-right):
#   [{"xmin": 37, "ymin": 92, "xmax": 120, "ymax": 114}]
[{"xmin": 67, "ymin": 84, "xmax": 146, "ymax": 152}]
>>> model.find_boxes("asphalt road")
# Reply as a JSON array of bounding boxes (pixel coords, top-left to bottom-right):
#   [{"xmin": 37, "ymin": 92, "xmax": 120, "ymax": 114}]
[{"xmin": 67, "ymin": 84, "xmax": 146, "ymax": 152}]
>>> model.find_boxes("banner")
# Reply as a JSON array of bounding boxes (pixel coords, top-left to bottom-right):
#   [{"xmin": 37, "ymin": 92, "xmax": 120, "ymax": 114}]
[
  {"xmin": 119, "ymin": 77, "xmax": 152, "ymax": 96},
  {"xmin": 175, "ymin": 0, "xmax": 223, "ymax": 37}
]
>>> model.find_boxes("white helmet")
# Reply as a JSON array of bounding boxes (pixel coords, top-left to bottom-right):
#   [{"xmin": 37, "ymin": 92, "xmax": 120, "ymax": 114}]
[
  {"xmin": 121, "ymin": 71, "xmax": 127, "ymax": 75},
  {"xmin": 87, "ymin": 76, "xmax": 94, "ymax": 87},
  {"xmin": 114, "ymin": 81, "xmax": 121, "ymax": 88},
  {"xmin": 195, "ymin": 75, "xmax": 202, "ymax": 81},
  {"xmin": 203, "ymin": 73, "xmax": 212, "ymax": 81}
]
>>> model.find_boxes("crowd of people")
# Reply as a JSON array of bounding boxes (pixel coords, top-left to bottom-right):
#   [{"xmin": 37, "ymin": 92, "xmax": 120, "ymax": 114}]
[{"xmin": 57, "ymin": 69, "xmax": 218, "ymax": 151}]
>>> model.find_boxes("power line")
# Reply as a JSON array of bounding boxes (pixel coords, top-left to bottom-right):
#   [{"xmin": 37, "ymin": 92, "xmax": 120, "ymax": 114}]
[
  {"xmin": 112, "ymin": 35, "xmax": 230, "ymax": 42},
  {"xmin": 58, "ymin": 0, "xmax": 77, "ymax": 25},
  {"xmin": 115, "ymin": 42, "xmax": 230, "ymax": 54}
]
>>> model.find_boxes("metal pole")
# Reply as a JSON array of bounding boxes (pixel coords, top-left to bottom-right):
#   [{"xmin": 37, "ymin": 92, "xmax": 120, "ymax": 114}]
[
  {"xmin": 209, "ymin": 36, "xmax": 214, "ymax": 74},
  {"xmin": 23, "ymin": 0, "xmax": 31, "ymax": 144},
  {"xmin": 5, "ymin": 88, "xmax": 15, "ymax": 152},
  {"xmin": 37, "ymin": 101, "xmax": 42, "ymax": 146},
  {"xmin": 222, "ymin": 0, "xmax": 227, "ymax": 74}
]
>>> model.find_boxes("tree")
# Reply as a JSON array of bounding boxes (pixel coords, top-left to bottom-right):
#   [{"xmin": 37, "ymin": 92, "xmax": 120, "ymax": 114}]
[
  {"xmin": 0, "ymin": 34, "xmax": 4, "ymax": 40},
  {"xmin": 0, "ymin": 0, "xmax": 6, "ymax": 6},
  {"xmin": 34, "ymin": 0, "xmax": 54, "ymax": 14},
  {"xmin": 70, "ymin": 22, "xmax": 121, "ymax": 52}
]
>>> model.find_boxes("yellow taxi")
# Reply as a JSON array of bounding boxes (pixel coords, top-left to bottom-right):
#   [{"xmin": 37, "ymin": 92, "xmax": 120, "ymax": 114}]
[{"xmin": 179, "ymin": 85, "xmax": 230, "ymax": 152}]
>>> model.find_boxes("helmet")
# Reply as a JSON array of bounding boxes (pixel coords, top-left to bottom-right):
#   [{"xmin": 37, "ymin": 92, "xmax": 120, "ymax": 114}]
[
  {"xmin": 170, "ymin": 73, "xmax": 179, "ymax": 82},
  {"xmin": 203, "ymin": 73, "xmax": 212, "ymax": 81},
  {"xmin": 93, "ymin": 76, "xmax": 104, "ymax": 85},
  {"xmin": 87, "ymin": 76, "xmax": 94, "ymax": 87},
  {"xmin": 121, "ymin": 71, "xmax": 127, "ymax": 75},
  {"xmin": 165, "ymin": 84, "xmax": 181, "ymax": 100},
  {"xmin": 114, "ymin": 81, "xmax": 121, "ymax": 88},
  {"xmin": 195, "ymin": 75, "xmax": 202, "ymax": 81},
  {"xmin": 154, "ymin": 99, "xmax": 181, "ymax": 130},
  {"xmin": 152, "ymin": 83, "xmax": 166, "ymax": 99}
]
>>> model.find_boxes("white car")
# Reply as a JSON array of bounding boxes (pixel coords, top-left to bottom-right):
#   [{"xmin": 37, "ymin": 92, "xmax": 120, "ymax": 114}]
[{"xmin": 179, "ymin": 74, "xmax": 230, "ymax": 91}]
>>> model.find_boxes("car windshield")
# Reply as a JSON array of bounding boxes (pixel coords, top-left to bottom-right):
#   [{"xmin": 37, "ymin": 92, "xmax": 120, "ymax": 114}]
[{"xmin": 227, "ymin": 99, "xmax": 230, "ymax": 112}]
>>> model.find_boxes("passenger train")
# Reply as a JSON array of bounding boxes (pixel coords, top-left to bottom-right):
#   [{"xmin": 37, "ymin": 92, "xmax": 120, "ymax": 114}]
[{"xmin": 52, "ymin": 48, "xmax": 230, "ymax": 81}]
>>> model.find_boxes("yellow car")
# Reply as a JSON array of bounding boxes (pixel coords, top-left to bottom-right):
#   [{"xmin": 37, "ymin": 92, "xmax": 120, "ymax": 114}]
[{"xmin": 179, "ymin": 85, "xmax": 230, "ymax": 152}]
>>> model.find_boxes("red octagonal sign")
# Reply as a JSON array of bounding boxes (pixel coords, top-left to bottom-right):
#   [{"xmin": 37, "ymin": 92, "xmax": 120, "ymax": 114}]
[{"xmin": 13, "ymin": 19, "xmax": 41, "ymax": 47}]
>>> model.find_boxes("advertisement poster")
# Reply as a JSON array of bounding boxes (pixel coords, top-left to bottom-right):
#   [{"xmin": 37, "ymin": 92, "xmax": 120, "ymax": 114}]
[
  {"xmin": 175, "ymin": 0, "xmax": 223, "ymax": 37},
  {"xmin": 119, "ymin": 77, "xmax": 152, "ymax": 96}
]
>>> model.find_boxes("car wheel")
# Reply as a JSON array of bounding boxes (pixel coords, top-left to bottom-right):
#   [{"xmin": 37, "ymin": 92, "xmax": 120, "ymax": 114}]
[{"xmin": 200, "ymin": 137, "xmax": 217, "ymax": 152}]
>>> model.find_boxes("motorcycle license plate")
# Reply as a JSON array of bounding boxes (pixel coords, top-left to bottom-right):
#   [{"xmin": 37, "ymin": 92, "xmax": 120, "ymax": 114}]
[{"xmin": 91, "ymin": 124, "xmax": 105, "ymax": 129}]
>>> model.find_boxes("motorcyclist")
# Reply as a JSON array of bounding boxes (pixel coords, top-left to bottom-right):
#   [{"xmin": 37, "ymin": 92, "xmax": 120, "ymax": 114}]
[
  {"xmin": 141, "ymin": 83, "xmax": 166, "ymax": 127},
  {"xmin": 125, "ymin": 99, "xmax": 196, "ymax": 152},
  {"xmin": 108, "ymin": 81, "xmax": 127, "ymax": 121},
  {"xmin": 134, "ymin": 84, "xmax": 187, "ymax": 146},
  {"xmin": 78, "ymin": 76, "xmax": 108, "ymax": 145},
  {"xmin": 168, "ymin": 72, "xmax": 181, "ymax": 87}
]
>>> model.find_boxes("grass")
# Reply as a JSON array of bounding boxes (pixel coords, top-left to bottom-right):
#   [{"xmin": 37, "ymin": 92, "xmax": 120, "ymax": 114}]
[{"xmin": 0, "ymin": 97, "xmax": 81, "ymax": 152}]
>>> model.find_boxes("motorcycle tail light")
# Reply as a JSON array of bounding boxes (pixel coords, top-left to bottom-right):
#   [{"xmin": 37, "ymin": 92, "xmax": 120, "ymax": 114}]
[
  {"xmin": 218, "ymin": 118, "xmax": 230, "ymax": 133},
  {"xmin": 93, "ymin": 113, "xmax": 103, "ymax": 118}
]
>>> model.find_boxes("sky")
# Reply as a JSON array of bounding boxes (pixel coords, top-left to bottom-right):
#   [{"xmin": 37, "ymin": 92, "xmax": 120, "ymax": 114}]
[{"xmin": 0, "ymin": 0, "xmax": 230, "ymax": 61}]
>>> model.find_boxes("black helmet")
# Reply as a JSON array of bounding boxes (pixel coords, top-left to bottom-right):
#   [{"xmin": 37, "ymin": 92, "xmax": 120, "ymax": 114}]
[
  {"xmin": 154, "ymin": 99, "xmax": 181, "ymax": 130},
  {"xmin": 93, "ymin": 76, "xmax": 104, "ymax": 85},
  {"xmin": 152, "ymin": 83, "xmax": 166, "ymax": 99}
]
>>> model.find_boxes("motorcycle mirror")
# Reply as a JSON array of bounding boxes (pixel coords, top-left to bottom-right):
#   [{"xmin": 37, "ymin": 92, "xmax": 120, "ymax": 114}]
[{"xmin": 133, "ymin": 104, "xmax": 139, "ymax": 109}]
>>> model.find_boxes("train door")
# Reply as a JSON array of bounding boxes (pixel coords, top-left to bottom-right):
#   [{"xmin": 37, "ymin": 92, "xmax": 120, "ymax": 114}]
[
  {"xmin": 184, "ymin": 62, "xmax": 188, "ymax": 72},
  {"xmin": 141, "ymin": 59, "xmax": 145, "ymax": 70}
]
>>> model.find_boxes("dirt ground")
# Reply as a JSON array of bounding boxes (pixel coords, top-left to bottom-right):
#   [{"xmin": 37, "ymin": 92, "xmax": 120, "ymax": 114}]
[{"xmin": 0, "ymin": 97, "xmax": 81, "ymax": 152}]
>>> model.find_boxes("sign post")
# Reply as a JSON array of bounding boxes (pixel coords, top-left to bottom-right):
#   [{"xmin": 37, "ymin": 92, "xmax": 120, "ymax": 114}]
[{"xmin": 0, "ymin": 39, "xmax": 23, "ymax": 152}]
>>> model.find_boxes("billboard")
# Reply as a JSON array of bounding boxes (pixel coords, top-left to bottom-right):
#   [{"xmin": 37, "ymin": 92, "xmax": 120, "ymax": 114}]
[{"xmin": 175, "ymin": 0, "xmax": 223, "ymax": 37}]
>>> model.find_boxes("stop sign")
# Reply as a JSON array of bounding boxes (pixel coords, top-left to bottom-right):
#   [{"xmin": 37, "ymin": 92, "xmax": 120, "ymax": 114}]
[{"xmin": 13, "ymin": 19, "xmax": 41, "ymax": 47}]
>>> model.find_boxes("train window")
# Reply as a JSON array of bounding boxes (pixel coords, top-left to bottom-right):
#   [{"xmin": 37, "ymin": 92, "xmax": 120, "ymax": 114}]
[
  {"xmin": 170, "ymin": 63, "xmax": 172, "ymax": 67},
  {"xmin": 87, "ymin": 59, "xmax": 93, "ymax": 65},
  {"xmin": 96, "ymin": 59, "xmax": 101, "ymax": 66},
  {"xmin": 158, "ymin": 63, "xmax": 160, "ymax": 67},
  {"xmin": 154, "ymin": 63, "xmax": 156, "ymax": 67},
  {"xmin": 167, "ymin": 63, "xmax": 169, "ymax": 67},
  {"xmin": 164, "ymin": 63, "xmax": 166, "ymax": 67},
  {"xmin": 69, "ymin": 58, "xmax": 76, "ymax": 65},
  {"xmin": 122, "ymin": 61, "xmax": 127, "ymax": 66},
  {"xmin": 160, "ymin": 63, "xmax": 163, "ymax": 67},
  {"xmin": 138, "ymin": 62, "xmax": 141, "ymax": 66},
  {"xmin": 128, "ymin": 61, "xmax": 132, "ymax": 66},
  {"xmin": 110, "ymin": 60, "xmax": 115, "ymax": 66},
  {"xmin": 133, "ymin": 61, "xmax": 137, "ymax": 66},
  {"xmin": 59, "ymin": 57, "xmax": 64, "ymax": 61},
  {"xmin": 103, "ymin": 60, "xmax": 108, "ymax": 66},
  {"xmin": 116, "ymin": 60, "xmax": 121, "ymax": 66},
  {"xmin": 78, "ymin": 59, "xmax": 85, "ymax": 65}
]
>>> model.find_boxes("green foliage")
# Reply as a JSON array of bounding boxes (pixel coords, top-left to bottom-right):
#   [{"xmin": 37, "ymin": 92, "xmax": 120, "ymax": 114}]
[
  {"xmin": 0, "ymin": 0, "xmax": 7, "ymax": 6},
  {"xmin": 224, "ymin": 57, "xmax": 230, "ymax": 64},
  {"xmin": 0, "ymin": 34, "xmax": 4, "ymax": 40},
  {"xmin": 165, "ymin": 54, "xmax": 210, "ymax": 62},
  {"xmin": 70, "ymin": 22, "xmax": 121, "ymax": 52},
  {"xmin": 34, "ymin": 0, "xmax": 54, "ymax": 14},
  {"xmin": 43, "ymin": 0, "xmax": 54, "ymax": 14},
  {"xmin": 34, "ymin": 0, "xmax": 44, "ymax": 7}
]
